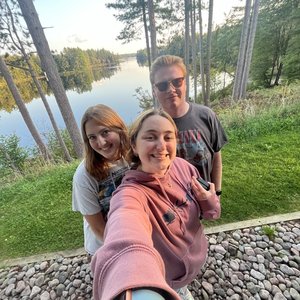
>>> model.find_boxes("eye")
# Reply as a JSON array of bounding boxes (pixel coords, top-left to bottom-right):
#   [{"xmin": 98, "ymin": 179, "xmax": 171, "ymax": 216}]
[
  {"xmin": 101, "ymin": 129, "xmax": 110, "ymax": 137},
  {"xmin": 88, "ymin": 136, "xmax": 96, "ymax": 141},
  {"xmin": 144, "ymin": 135, "xmax": 155, "ymax": 140},
  {"xmin": 165, "ymin": 134, "xmax": 175, "ymax": 141}
]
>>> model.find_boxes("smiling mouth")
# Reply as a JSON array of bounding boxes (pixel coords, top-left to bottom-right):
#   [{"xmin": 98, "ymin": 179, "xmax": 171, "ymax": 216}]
[
  {"xmin": 151, "ymin": 154, "xmax": 169, "ymax": 159},
  {"xmin": 101, "ymin": 145, "xmax": 111, "ymax": 151}
]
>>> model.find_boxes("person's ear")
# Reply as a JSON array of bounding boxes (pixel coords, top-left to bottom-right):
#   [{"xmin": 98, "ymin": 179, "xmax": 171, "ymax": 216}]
[{"xmin": 131, "ymin": 143, "xmax": 137, "ymax": 156}]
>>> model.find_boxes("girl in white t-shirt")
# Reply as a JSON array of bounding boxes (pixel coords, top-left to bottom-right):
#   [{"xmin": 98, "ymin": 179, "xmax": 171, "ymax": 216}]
[{"xmin": 72, "ymin": 104, "xmax": 130, "ymax": 255}]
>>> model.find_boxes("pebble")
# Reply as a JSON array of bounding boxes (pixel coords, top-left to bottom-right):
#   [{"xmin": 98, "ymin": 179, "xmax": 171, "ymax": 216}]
[{"xmin": 0, "ymin": 220, "xmax": 299, "ymax": 299}]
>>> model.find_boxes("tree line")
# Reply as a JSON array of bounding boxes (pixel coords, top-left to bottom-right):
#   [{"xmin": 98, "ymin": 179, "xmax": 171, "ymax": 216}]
[
  {"xmin": 0, "ymin": 48, "xmax": 119, "ymax": 112},
  {"xmin": 109, "ymin": 0, "xmax": 299, "ymax": 101}
]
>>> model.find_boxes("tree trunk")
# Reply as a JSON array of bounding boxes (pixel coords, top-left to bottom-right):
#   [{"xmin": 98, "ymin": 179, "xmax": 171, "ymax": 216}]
[
  {"xmin": 184, "ymin": 0, "xmax": 190, "ymax": 101},
  {"xmin": 17, "ymin": 0, "xmax": 83, "ymax": 158},
  {"xmin": 240, "ymin": 0, "xmax": 260, "ymax": 99},
  {"xmin": 148, "ymin": 0, "xmax": 157, "ymax": 61},
  {"xmin": 198, "ymin": 0, "xmax": 206, "ymax": 104},
  {"xmin": 232, "ymin": 0, "xmax": 252, "ymax": 100},
  {"xmin": 273, "ymin": 62, "xmax": 283, "ymax": 86},
  {"xmin": 205, "ymin": 0, "xmax": 213, "ymax": 106},
  {"xmin": 0, "ymin": 56, "xmax": 52, "ymax": 161},
  {"xmin": 6, "ymin": 1, "xmax": 72, "ymax": 162},
  {"xmin": 141, "ymin": 0, "xmax": 152, "ymax": 69},
  {"xmin": 191, "ymin": 0, "xmax": 197, "ymax": 102}
]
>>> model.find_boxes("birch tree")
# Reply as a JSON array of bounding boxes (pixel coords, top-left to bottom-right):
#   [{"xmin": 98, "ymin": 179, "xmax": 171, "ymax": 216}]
[
  {"xmin": 184, "ymin": 0, "xmax": 190, "ymax": 101},
  {"xmin": 232, "ymin": 0, "xmax": 252, "ymax": 100},
  {"xmin": 198, "ymin": 0, "xmax": 207, "ymax": 103},
  {"xmin": 204, "ymin": 0, "xmax": 214, "ymax": 104},
  {"xmin": 240, "ymin": 0, "xmax": 260, "ymax": 98},
  {"xmin": 191, "ymin": 0, "xmax": 197, "ymax": 102}
]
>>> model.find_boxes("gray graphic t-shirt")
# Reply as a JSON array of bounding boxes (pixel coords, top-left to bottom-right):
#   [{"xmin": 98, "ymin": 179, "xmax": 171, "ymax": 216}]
[{"xmin": 174, "ymin": 103, "xmax": 228, "ymax": 181}]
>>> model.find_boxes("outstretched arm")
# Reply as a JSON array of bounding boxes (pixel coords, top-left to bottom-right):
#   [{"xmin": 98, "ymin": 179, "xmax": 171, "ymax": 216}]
[
  {"xmin": 211, "ymin": 151, "xmax": 222, "ymax": 192},
  {"xmin": 91, "ymin": 189, "xmax": 180, "ymax": 300}
]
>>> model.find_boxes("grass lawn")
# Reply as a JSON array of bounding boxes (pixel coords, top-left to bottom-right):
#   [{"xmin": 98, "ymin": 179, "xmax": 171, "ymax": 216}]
[{"xmin": 1, "ymin": 93, "xmax": 300, "ymax": 260}]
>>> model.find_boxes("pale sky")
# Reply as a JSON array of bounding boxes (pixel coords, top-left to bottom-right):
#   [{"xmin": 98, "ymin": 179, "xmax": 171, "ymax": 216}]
[{"xmin": 34, "ymin": 0, "xmax": 244, "ymax": 55}]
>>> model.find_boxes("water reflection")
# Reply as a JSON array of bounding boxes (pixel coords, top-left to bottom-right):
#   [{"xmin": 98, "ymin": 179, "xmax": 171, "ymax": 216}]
[{"xmin": 0, "ymin": 58, "xmax": 151, "ymax": 147}]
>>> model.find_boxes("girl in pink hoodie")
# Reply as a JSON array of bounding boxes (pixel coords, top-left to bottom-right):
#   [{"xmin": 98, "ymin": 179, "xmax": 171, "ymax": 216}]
[{"xmin": 91, "ymin": 109, "xmax": 221, "ymax": 300}]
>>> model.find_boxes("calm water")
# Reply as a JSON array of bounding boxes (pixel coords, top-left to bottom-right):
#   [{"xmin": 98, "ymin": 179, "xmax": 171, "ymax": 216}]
[{"xmin": 0, "ymin": 57, "xmax": 151, "ymax": 148}]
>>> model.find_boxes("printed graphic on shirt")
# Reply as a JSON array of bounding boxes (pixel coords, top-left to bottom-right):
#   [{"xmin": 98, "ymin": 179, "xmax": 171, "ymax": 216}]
[
  {"xmin": 98, "ymin": 166, "xmax": 128, "ymax": 220},
  {"xmin": 163, "ymin": 209, "xmax": 176, "ymax": 225},
  {"xmin": 177, "ymin": 129, "xmax": 209, "ymax": 168}
]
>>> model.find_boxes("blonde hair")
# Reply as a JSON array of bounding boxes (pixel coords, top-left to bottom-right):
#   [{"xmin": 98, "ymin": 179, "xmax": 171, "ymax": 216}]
[
  {"xmin": 127, "ymin": 109, "xmax": 177, "ymax": 165},
  {"xmin": 81, "ymin": 104, "xmax": 129, "ymax": 180},
  {"xmin": 150, "ymin": 55, "xmax": 187, "ymax": 84}
]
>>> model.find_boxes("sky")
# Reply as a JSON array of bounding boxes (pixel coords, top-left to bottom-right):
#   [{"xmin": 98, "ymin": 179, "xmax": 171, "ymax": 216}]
[{"xmin": 34, "ymin": 0, "xmax": 244, "ymax": 55}]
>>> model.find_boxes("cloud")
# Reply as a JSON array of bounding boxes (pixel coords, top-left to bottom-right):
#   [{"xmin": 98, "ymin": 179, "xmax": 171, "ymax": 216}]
[{"xmin": 67, "ymin": 34, "xmax": 87, "ymax": 44}]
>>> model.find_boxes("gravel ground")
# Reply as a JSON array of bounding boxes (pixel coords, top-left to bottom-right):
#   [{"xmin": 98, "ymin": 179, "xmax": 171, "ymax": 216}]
[{"xmin": 0, "ymin": 220, "xmax": 299, "ymax": 300}]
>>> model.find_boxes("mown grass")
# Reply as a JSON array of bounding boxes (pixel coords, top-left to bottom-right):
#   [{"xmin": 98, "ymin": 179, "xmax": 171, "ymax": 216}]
[
  {"xmin": 1, "ymin": 84, "xmax": 300, "ymax": 260},
  {"xmin": 0, "ymin": 161, "xmax": 83, "ymax": 260}
]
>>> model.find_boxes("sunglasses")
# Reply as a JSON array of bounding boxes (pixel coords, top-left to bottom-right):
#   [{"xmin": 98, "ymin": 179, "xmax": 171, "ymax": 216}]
[{"xmin": 155, "ymin": 77, "xmax": 185, "ymax": 92}]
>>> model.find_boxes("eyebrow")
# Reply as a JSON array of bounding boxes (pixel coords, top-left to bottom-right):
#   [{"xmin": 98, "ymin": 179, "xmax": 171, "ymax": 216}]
[
  {"xmin": 143, "ymin": 129, "xmax": 175, "ymax": 134},
  {"xmin": 87, "ymin": 128, "xmax": 109, "ymax": 137}
]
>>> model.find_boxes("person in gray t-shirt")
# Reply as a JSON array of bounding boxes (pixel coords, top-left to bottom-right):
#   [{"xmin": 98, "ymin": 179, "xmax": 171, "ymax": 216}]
[
  {"xmin": 72, "ymin": 104, "xmax": 130, "ymax": 255},
  {"xmin": 150, "ymin": 55, "xmax": 228, "ymax": 197}
]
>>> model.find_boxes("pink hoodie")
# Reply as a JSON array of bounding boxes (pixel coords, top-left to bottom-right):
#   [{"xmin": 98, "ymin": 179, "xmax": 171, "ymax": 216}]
[{"xmin": 92, "ymin": 157, "xmax": 221, "ymax": 299}]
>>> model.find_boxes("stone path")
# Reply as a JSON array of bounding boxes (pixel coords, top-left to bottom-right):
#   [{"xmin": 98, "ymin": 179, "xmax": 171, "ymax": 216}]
[{"xmin": 0, "ymin": 219, "xmax": 299, "ymax": 300}]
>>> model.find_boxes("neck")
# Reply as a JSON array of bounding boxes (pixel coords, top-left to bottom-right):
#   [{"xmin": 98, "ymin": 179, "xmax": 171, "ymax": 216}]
[{"xmin": 168, "ymin": 102, "xmax": 189, "ymax": 118}]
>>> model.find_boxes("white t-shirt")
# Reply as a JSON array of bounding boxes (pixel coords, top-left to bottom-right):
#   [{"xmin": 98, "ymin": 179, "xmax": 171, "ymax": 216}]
[{"xmin": 72, "ymin": 158, "xmax": 129, "ymax": 254}]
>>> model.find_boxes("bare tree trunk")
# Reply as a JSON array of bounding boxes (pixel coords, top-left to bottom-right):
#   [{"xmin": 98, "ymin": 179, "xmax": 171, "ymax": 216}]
[
  {"xmin": 17, "ymin": 0, "xmax": 83, "ymax": 158},
  {"xmin": 232, "ymin": 0, "xmax": 252, "ymax": 100},
  {"xmin": 191, "ymin": 0, "xmax": 197, "ymax": 102},
  {"xmin": 198, "ymin": 0, "xmax": 206, "ymax": 103},
  {"xmin": 148, "ymin": 0, "xmax": 157, "ymax": 61},
  {"xmin": 273, "ymin": 62, "xmax": 282, "ymax": 86},
  {"xmin": 5, "ymin": 1, "xmax": 72, "ymax": 162},
  {"xmin": 141, "ymin": 0, "xmax": 151, "ymax": 69},
  {"xmin": 205, "ymin": 0, "xmax": 213, "ymax": 106},
  {"xmin": 240, "ymin": 0, "xmax": 260, "ymax": 99},
  {"xmin": 184, "ymin": 0, "xmax": 190, "ymax": 101},
  {"xmin": 0, "ymin": 56, "xmax": 52, "ymax": 161}
]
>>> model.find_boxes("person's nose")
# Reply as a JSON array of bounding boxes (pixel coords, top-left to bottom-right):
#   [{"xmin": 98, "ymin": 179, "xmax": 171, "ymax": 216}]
[
  {"xmin": 167, "ymin": 81, "xmax": 176, "ymax": 92},
  {"xmin": 96, "ymin": 135, "xmax": 107, "ymax": 147},
  {"xmin": 156, "ymin": 137, "xmax": 167, "ymax": 151}
]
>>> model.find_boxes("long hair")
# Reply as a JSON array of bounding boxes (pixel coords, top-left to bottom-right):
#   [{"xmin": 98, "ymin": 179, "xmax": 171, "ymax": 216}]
[
  {"xmin": 150, "ymin": 55, "xmax": 187, "ymax": 84},
  {"xmin": 81, "ymin": 104, "xmax": 129, "ymax": 180},
  {"xmin": 127, "ymin": 109, "xmax": 177, "ymax": 166}
]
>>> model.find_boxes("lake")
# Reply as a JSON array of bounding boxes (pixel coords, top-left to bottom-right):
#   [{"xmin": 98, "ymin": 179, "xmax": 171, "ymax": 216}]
[{"xmin": 0, "ymin": 57, "xmax": 152, "ymax": 148}]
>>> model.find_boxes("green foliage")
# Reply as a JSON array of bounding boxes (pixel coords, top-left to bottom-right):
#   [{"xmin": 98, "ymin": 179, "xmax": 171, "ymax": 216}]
[
  {"xmin": 217, "ymin": 83, "xmax": 300, "ymax": 142},
  {"xmin": 0, "ymin": 134, "xmax": 29, "ymax": 174},
  {"xmin": 261, "ymin": 225, "xmax": 277, "ymax": 241},
  {"xmin": 45, "ymin": 129, "xmax": 77, "ymax": 161},
  {"xmin": 1, "ymin": 85, "xmax": 300, "ymax": 259},
  {"xmin": 134, "ymin": 87, "xmax": 154, "ymax": 111},
  {"xmin": 251, "ymin": 0, "xmax": 300, "ymax": 87},
  {"xmin": 283, "ymin": 6, "xmax": 300, "ymax": 82},
  {"xmin": 136, "ymin": 49, "xmax": 148, "ymax": 66}
]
